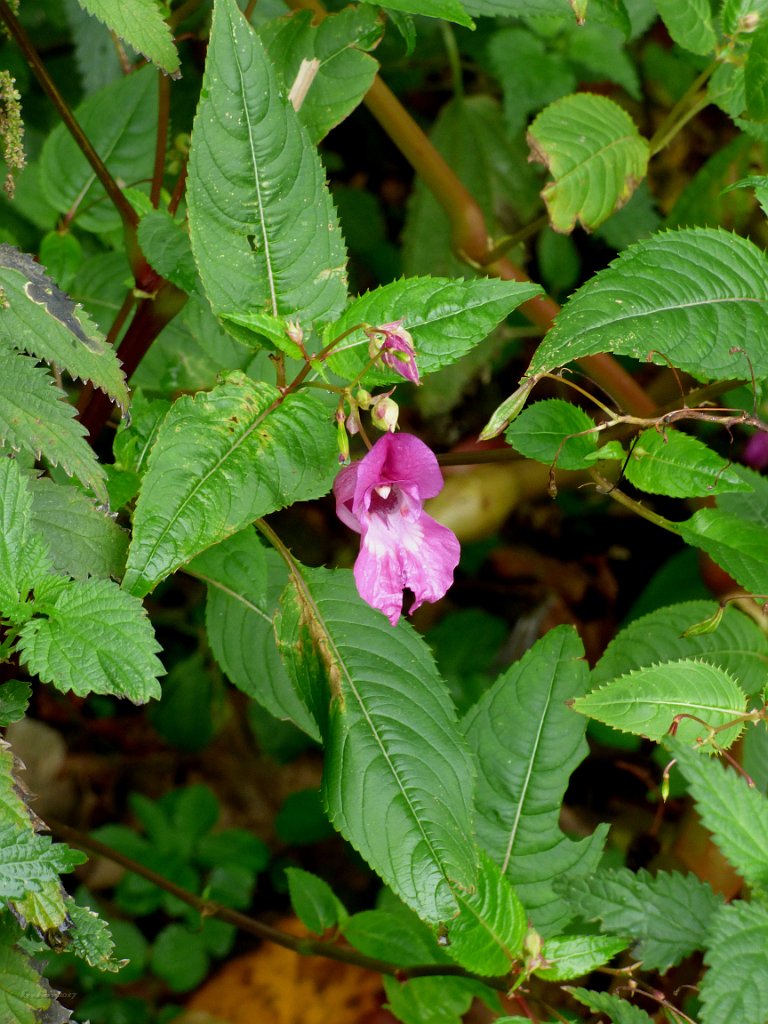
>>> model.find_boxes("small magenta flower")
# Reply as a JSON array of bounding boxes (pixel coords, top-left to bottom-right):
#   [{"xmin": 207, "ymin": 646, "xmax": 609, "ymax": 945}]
[
  {"xmin": 365, "ymin": 321, "xmax": 420, "ymax": 385},
  {"xmin": 334, "ymin": 433, "xmax": 460, "ymax": 625}
]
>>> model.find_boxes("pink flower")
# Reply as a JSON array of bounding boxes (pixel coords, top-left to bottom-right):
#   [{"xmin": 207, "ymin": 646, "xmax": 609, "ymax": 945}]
[
  {"xmin": 365, "ymin": 321, "xmax": 420, "ymax": 385},
  {"xmin": 334, "ymin": 433, "xmax": 460, "ymax": 625}
]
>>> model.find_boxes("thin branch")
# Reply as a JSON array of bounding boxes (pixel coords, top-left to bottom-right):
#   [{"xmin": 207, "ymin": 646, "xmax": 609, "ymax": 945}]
[{"xmin": 151, "ymin": 71, "xmax": 171, "ymax": 208}]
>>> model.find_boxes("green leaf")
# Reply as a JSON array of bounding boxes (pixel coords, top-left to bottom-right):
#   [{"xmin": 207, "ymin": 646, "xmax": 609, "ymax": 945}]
[
  {"xmin": 505, "ymin": 399, "xmax": 598, "ymax": 470},
  {"xmin": 446, "ymin": 850, "xmax": 526, "ymax": 976},
  {"xmin": 360, "ymin": 0, "xmax": 472, "ymax": 28},
  {"xmin": 0, "ymin": 245, "xmax": 128, "ymax": 410},
  {"xmin": 260, "ymin": 7, "xmax": 382, "ymax": 144},
  {"xmin": 383, "ymin": 975, "xmax": 475, "ymax": 1024},
  {"xmin": 285, "ymin": 867, "xmax": 348, "ymax": 934},
  {"xmin": 572, "ymin": 659, "xmax": 748, "ymax": 748},
  {"xmin": 746, "ymin": 24, "xmax": 768, "ymax": 122},
  {"xmin": 0, "ymin": 919, "xmax": 51, "ymax": 1024},
  {"xmin": 40, "ymin": 65, "xmax": 157, "ymax": 234},
  {"xmin": 623, "ymin": 428, "xmax": 752, "ymax": 497},
  {"xmin": 668, "ymin": 738, "xmax": 768, "ymax": 891},
  {"xmin": 187, "ymin": 0, "xmax": 347, "ymax": 330},
  {"xmin": 700, "ymin": 901, "xmax": 768, "ymax": 1024},
  {"xmin": 188, "ymin": 532, "xmax": 320, "ymax": 740},
  {"xmin": 150, "ymin": 923, "xmax": 209, "ymax": 992},
  {"xmin": 653, "ymin": 0, "xmax": 716, "ymax": 55},
  {"xmin": 0, "ymin": 458, "xmax": 52, "ymax": 615},
  {"xmin": 0, "ymin": 824, "xmax": 84, "ymax": 899},
  {"xmin": 28, "ymin": 477, "xmax": 128, "ymax": 580},
  {"xmin": 343, "ymin": 901, "xmax": 449, "ymax": 965},
  {"xmin": 0, "ymin": 350, "xmax": 107, "ymax": 501},
  {"xmin": 137, "ymin": 209, "xmax": 197, "ymax": 293},
  {"xmin": 0, "ymin": 682, "xmax": 31, "ymax": 727},
  {"xmin": 567, "ymin": 988, "xmax": 654, "ymax": 1024},
  {"xmin": 557, "ymin": 867, "xmax": 723, "ymax": 971},
  {"xmin": 123, "ymin": 376, "xmax": 336, "ymax": 597},
  {"xmin": 18, "ymin": 577, "xmax": 164, "ymax": 701},
  {"xmin": 722, "ymin": 0, "xmax": 768, "ymax": 35},
  {"xmin": 65, "ymin": 901, "xmax": 123, "ymax": 972},
  {"xmin": 38, "ymin": 231, "xmax": 83, "ymax": 293},
  {"xmin": 677, "ymin": 508, "xmax": 768, "ymax": 600},
  {"xmin": 12, "ymin": 878, "xmax": 70, "ymax": 933},
  {"xmin": 528, "ymin": 228, "xmax": 768, "ymax": 381},
  {"xmin": 718, "ymin": 464, "xmax": 768, "ymax": 526},
  {"xmin": 325, "ymin": 277, "xmax": 542, "ymax": 385},
  {"xmin": 528, "ymin": 93, "xmax": 649, "ymax": 233},
  {"xmin": 488, "ymin": 28, "xmax": 577, "ymax": 136},
  {"xmin": 535, "ymin": 933, "xmax": 628, "ymax": 981},
  {"xmin": 276, "ymin": 566, "xmax": 477, "ymax": 924},
  {"xmin": 463, "ymin": 626, "xmax": 608, "ymax": 935},
  {"xmin": 592, "ymin": 601, "xmax": 768, "ymax": 697},
  {"xmin": 74, "ymin": 0, "xmax": 180, "ymax": 76}
]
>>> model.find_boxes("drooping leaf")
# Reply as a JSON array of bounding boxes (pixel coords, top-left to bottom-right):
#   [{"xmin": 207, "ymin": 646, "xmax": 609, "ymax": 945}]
[
  {"xmin": 592, "ymin": 601, "xmax": 768, "ymax": 697},
  {"xmin": 527, "ymin": 228, "xmax": 768, "ymax": 381},
  {"xmin": 260, "ymin": 7, "xmax": 383, "ymax": 144},
  {"xmin": 123, "ymin": 376, "xmax": 337, "ymax": 597},
  {"xmin": 0, "ymin": 458, "xmax": 52, "ymax": 616},
  {"xmin": 28, "ymin": 476, "xmax": 128, "ymax": 580},
  {"xmin": 137, "ymin": 209, "xmax": 198, "ymax": 294},
  {"xmin": 187, "ymin": 531, "xmax": 320, "ymax": 739},
  {"xmin": 677, "ymin": 508, "xmax": 768, "ymax": 601},
  {"xmin": 446, "ymin": 850, "xmax": 526, "ymax": 976},
  {"xmin": 623, "ymin": 428, "xmax": 753, "ymax": 497},
  {"xmin": 528, "ymin": 93, "xmax": 649, "ymax": 233},
  {"xmin": 463, "ymin": 626, "xmax": 608, "ymax": 935},
  {"xmin": 40, "ymin": 65, "xmax": 157, "ymax": 234},
  {"xmin": 572, "ymin": 659, "xmax": 748, "ymax": 748},
  {"xmin": 74, "ymin": 0, "xmax": 180, "ymax": 76},
  {"xmin": 0, "ymin": 245, "xmax": 128, "ymax": 409},
  {"xmin": 187, "ymin": 0, "xmax": 347, "ymax": 331},
  {"xmin": 0, "ymin": 351, "xmax": 107, "ymax": 502},
  {"xmin": 64, "ymin": 900, "xmax": 123, "ymax": 972},
  {"xmin": 286, "ymin": 867, "xmax": 348, "ymax": 934},
  {"xmin": 667, "ymin": 738, "xmax": 768, "ymax": 891},
  {"xmin": 567, "ymin": 988, "xmax": 655, "ymax": 1024},
  {"xmin": 654, "ymin": 0, "xmax": 716, "ymax": 55},
  {"xmin": 276, "ymin": 566, "xmax": 477, "ymax": 924},
  {"xmin": 535, "ymin": 933, "xmax": 628, "ymax": 981},
  {"xmin": 18, "ymin": 577, "xmax": 164, "ymax": 701},
  {"xmin": 0, "ymin": 919, "xmax": 52, "ymax": 1024},
  {"xmin": 325, "ymin": 277, "xmax": 542, "ymax": 385},
  {"xmin": 504, "ymin": 399, "xmax": 598, "ymax": 470},
  {"xmin": 0, "ymin": 682, "xmax": 31, "ymax": 727},
  {"xmin": 557, "ymin": 867, "xmax": 723, "ymax": 970},
  {"xmin": 700, "ymin": 901, "xmax": 768, "ymax": 1024}
]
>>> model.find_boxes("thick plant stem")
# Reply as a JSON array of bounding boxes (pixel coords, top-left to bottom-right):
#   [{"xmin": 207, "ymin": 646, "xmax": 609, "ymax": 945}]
[{"xmin": 49, "ymin": 819, "xmax": 509, "ymax": 991}]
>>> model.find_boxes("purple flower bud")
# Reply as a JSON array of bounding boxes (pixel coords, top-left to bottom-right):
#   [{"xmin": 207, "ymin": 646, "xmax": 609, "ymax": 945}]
[
  {"xmin": 744, "ymin": 431, "xmax": 768, "ymax": 471},
  {"xmin": 365, "ymin": 321, "xmax": 420, "ymax": 385},
  {"xmin": 334, "ymin": 433, "xmax": 460, "ymax": 625}
]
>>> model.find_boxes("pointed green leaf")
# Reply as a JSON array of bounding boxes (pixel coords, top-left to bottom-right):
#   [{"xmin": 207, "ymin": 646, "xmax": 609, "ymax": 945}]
[
  {"xmin": 40, "ymin": 65, "xmax": 157, "ymax": 234},
  {"xmin": 28, "ymin": 477, "xmax": 128, "ymax": 580},
  {"xmin": 677, "ymin": 508, "xmax": 768, "ymax": 601},
  {"xmin": 137, "ymin": 209, "xmax": 197, "ymax": 294},
  {"xmin": 719, "ymin": 465, "xmax": 768, "ymax": 527},
  {"xmin": 567, "ymin": 988, "xmax": 654, "ymax": 1024},
  {"xmin": 528, "ymin": 93, "xmax": 649, "ymax": 233},
  {"xmin": 573, "ymin": 659, "xmax": 748, "ymax": 748},
  {"xmin": 64, "ymin": 900, "xmax": 123, "ymax": 972},
  {"xmin": 654, "ymin": 0, "xmax": 716, "ymax": 55},
  {"xmin": 286, "ymin": 867, "xmax": 348, "ymax": 934},
  {"xmin": 123, "ymin": 376, "xmax": 336, "ymax": 596},
  {"xmin": 187, "ymin": 532, "xmax": 320, "ymax": 739},
  {"xmin": 0, "ymin": 245, "xmax": 128, "ymax": 409},
  {"xmin": 557, "ymin": 867, "xmax": 722, "ymax": 970},
  {"xmin": 0, "ymin": 682, "xmax": 31, "ymax": 727},
  {"xmin": 383, "ymin": 975, "xmax": 476, "ymax": 1024},
  {"xmin": 700, "ymin": 901, "xmax": 768, "ymax": 1024},
  {"xmin": 277, "ymin": 566, "xmax": 477, "ymax": 924},
  {"xmin": 527, "ymin": 228, "xmax": 768, "ymax": 381},
  {"xmin": 325, "ymin": 277, "xmax": 542, "ymax": 385},
  {"xmin": 446, "ymin": 850, "xmax": 526, "ymax": 975},
  {"xmin": 624, "ymin": 428, "xmax": 752, "ymax": 497},
  {"xmin": 593, "ymin": 601, "xmax": 768, "ymax": 697},
  {"xmin": 463, "ymin": 626, "xmax": 608, "ymax": 935},
  {"xmin": 74, "ymin": 0, "xmax": 180, "ymax": 76},
  {"xmin": 187, "ymin": 0, "xmax": 347, "ymax": 329},
  {"xmin": 667, "ymin": 738, "xmax": 768, "ymax": 890},
  {"xmin": 535, "ymin": 933, "xmax": 628, "ymax": 981},
  {"xmin": 0, "ymin": 459, "xmax": 52, "ymax": 615},
  {"xmin": 0, "ymin": 351, "xmax": 107, "ymax": 501},
  {"xmin": 13, "ymin": 878, "xmax": 70, "ymax": 934},
  {"xmin": 361, "ymin": 0, "xmax": 472, "ymax": 27},
  {"xmin": 260, "ymin": 7, "xmax": 382, "ymax": 144},
  {"xmin": 18, "ymin": 577, "xmax": 164, "ymax": 701},
  {"xmin": 0, "ymin": 919, "xmax": 51, "ymax": 1024},
  {"xmin": 505, "ymin": 399, "xmax": 598, "ymax": 470}
]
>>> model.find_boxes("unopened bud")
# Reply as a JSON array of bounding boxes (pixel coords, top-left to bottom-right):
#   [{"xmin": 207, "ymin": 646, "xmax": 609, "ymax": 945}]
[
  {"xmin": 355, "ymin": 388, "xmax": 372, "ymax": 410},
  {"xmin": 370, "ymin": 394, "xmax": 399, "ymax": 433},
  {"xmin": 364, "ymin": 320, "xmax": 419, "ymax": 384},
  {"xmin": 345, "ymin": 412, "xmax": 360, "ymax": 436},
  {"xmin": 286, "ymin": 320, "xmax": 304, "ymax": 346},
  {"xmin": 740, "ymin": 11, "xmax": 761, "ymax": 32},
  {"xmin": 336, "ymin": 414, "xmax": 350, "ymax": 465}
]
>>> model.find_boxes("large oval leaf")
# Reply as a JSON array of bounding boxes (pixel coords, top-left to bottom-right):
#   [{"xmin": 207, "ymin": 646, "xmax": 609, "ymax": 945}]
[
  {"xmin": 678, "ymin": 508, "xmax": 768, "ymax": 601},
  {"xmin": 187, "ymin": 0, "xmax": 347, "ymax": 329},
  {"xmin": 528, "ymin": 228, "xmax": 768, "ymax": 381},
  {"xmin": 123, "ymin": 375, "xmax": 337, "ymax": 597},
  {"xmin": 277, "ymin": 566, "xmax": 477, "ymax": 924},
  {"xmin": 623, "ymin": 428, "xmax": 753, "ymax": 497}
]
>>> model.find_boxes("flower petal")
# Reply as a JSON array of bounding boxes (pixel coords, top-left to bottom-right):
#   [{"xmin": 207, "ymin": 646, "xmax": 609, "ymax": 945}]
[
  {"xmin": 333, "ymin": 462, "xmax": 361, "ymax": 533},
  {"xmin": 353, "ymin": 434, "xmax": 444, "ymax": 520}
]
